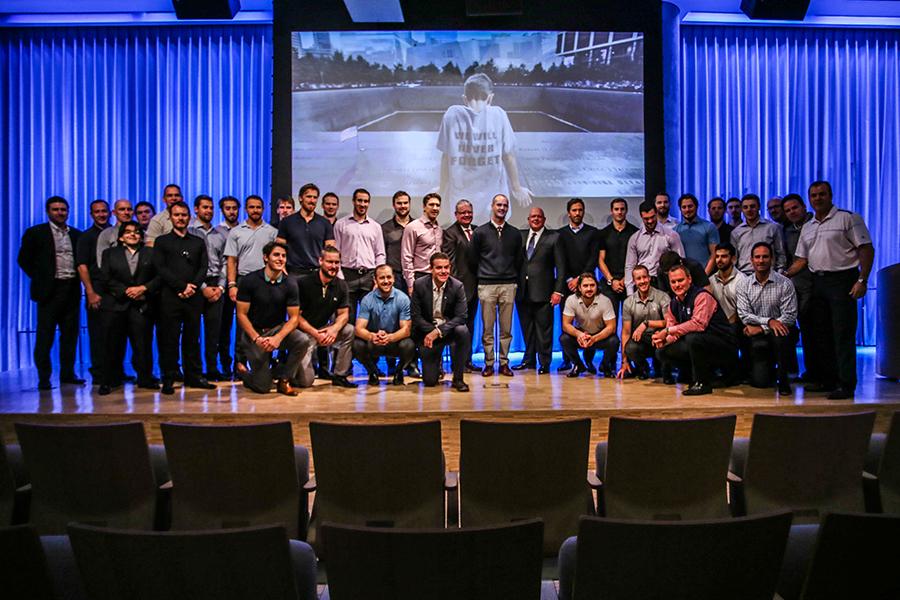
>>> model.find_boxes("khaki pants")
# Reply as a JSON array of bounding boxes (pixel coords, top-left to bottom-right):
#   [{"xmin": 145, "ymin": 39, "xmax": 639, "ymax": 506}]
[{"xmin": 478, "ymin": 283, "xmax": 517, "ymax": 367}]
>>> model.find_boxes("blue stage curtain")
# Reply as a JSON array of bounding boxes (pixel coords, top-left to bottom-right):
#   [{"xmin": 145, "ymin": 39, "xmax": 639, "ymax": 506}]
[
  {"xmin": 680, "ymin": 25, "xmax": 900, "ymax": 346},
  {"xmin": 0, "ymin": 25, "xmax": 272, "ymax": 371}
]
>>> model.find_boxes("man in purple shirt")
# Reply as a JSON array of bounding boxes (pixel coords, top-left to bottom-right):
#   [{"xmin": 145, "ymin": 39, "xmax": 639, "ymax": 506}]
[
  {"xmin": 333, "ymin": 188, "xmax": 386, "ymax": 322},
  {"xmin": 401, "ymin": 193, "xmax": 443, "ymax": 294}
]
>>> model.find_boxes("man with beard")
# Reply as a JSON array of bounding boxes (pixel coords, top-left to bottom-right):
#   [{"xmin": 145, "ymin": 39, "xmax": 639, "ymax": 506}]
[
  {"xmin": 707, "ymin": 197, "xmax": 733, "ymax": 246},
  {"xmin": 560, "ymin": 273, "xmax": 619, "ymax": 378},
  {"xmin": 655, "ymin": 192, "xmax": 676, "ymax": 231},
  {"xmin": 76, "ymin": 199, "xmax": 110, "ymax": 384},
  {"xmin": 624, "ymin": 199, "xmax": 685, "ymax": 294},
  {"xmin": 382, "ymin": 190, "xmax": 412, "ymax": 293},
  {"xmin": 726, "ymin": 197, "xmax": 743, "ymax": 227},
  {"xmin": 597, "ymin": 198, "xmax": 638, "ymax": 318},
  {"xmin": 277, "ymin": 183, "xmax": 335, "ymax": 277}
]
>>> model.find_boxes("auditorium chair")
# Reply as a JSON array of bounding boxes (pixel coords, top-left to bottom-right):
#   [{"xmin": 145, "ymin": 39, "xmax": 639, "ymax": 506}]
[
  {"xmin": 593, "ymin": 415, "xmax": 736, "ymax": 519},
  {"xmin": 0, "ymin": 433, "xmax": 16, "ymax": 525},
  {"xmin": 0, "ymin": 524, "xmax": 85, "ymax": 600},
  {"xmin": 320, "ymin": 520, "xmax": 547, "ymax": 600},
  {"xmin": 458, "ymin": 418, "xmax": 592, "ymax": 574},
  {"xmin": 557, "ymin": 511, "xmax": 792, "ymax": 600},
  {"xmin": 727, "ymin": 412, "xmax": 875, "ymax": 521},
  {"xmin": 775, "ymin": 512, "xmax": 900, "ymax": 600},
  {"xmin": 862, "ymin": 410, "xmax": 900, "ymax": 513},
  {"xmin": 160, "ymin": 421, "xmax": 309, "ymax": 538},
  {"xmin": 68, "ymin": 523, "xmax": 317, "ymax": 600},
  {"xmin": 307, "ymin": 421, "xmax": 450, "ymax": 556},
  {"xmin": 15, "ymin": 422, "xmax": 159, "ymax": 534}
]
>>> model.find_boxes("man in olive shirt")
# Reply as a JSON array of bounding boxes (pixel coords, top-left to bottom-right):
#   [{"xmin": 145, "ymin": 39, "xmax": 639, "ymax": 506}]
[{"xmin": 617, "ymin": 265, "xmax": 669, "ymax": 379}]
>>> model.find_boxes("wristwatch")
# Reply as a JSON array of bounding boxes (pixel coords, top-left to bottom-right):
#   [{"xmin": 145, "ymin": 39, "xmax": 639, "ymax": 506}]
[
  {"xmin": 857, "ymin": 277, "xmax": 867, "ymax": 284},
  {"xmin": 606, "ymin": 279, "xmax": 613, "ymax": 286}
]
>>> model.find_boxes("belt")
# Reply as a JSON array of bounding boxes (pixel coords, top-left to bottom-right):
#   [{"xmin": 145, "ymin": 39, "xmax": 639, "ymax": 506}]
[
  {"xmin": 289, "ymin": 266, "xmax": 319, "ymax": 276},
  {"xmin": 343, "ymin": 267, "xmax": 374, "ymax": 277},
  {"xmin": 812, "ymin": 267, "xmax": 858, "ymax": 277}
]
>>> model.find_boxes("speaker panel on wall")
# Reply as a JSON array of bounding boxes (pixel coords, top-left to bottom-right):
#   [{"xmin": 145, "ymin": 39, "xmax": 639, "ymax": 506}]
[
  {"xmin": 172, "ymin": 0, "xmax": 241, "ymax": 19},
  {"xmin": 740, "ymin": 0, "xmax": 811, "ymax": 21}
]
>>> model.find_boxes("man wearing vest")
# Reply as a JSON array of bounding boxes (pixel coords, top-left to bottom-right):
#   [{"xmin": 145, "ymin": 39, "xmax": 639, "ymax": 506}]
[{"xmin": 652, "ymin": 263, "xmax": 737, "ymax": 396}]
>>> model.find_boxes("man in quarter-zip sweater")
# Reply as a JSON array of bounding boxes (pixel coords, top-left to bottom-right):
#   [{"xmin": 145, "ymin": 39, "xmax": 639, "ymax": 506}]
[{"xmin": 469, "ymin": 194, "xmax": 523, "ymax": 377}]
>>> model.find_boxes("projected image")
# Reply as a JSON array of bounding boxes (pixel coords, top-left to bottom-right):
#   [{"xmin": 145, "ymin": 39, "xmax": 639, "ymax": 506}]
[{"xmin": 291, "ymin": 30, "xmax": 644, "ymax": 223}]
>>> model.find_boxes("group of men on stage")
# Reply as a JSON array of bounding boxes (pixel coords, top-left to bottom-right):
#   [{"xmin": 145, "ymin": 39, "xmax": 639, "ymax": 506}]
[{"xmin": 19, "ymin": 179, "xmax": 873, "ymax": 399}]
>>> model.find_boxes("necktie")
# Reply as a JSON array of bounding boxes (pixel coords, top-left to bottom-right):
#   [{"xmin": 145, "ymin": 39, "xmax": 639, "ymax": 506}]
[
  {"xmin": 526, "ymin": 232, "xmax": 536, "ymax": 260},
  {"xmin": 464, "ymin": 227, "xmax": 471, "ymax": 241}
]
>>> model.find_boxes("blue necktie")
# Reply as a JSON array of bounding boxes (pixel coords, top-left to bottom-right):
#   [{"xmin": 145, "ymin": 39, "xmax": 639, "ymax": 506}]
[{"xmin": 526, "ymin": 233, "xmax": 536, "ymax": 260}]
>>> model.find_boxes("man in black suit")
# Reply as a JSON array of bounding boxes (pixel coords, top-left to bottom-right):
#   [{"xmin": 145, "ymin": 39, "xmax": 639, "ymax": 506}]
[
  {"xmin": 97, "ymin": 222, "xmax": 160, "ymax": 394},
  {"xmin": 555, "ymin": 198, "xmax": 600, "ymax": 371},
  {"xmin": 514, "ymin": 207, "xmax": 564, "ymax": 373},
  {"xmin": 410, "ymin": 252, "xmax": 470, "ymax": 392},
  {"xmin": 18, "ymin": 196, "xmax": 84, "ymax": 390},
  {"xmin": 441, "ymin": 199, "xmax": 479, "ymax": 371},
  {"xmin": 75, "ymin": 199, "xmax": 110, "ymax": 384}
]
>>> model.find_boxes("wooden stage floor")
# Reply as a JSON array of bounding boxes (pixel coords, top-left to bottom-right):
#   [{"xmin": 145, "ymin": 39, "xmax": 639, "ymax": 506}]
[{"xmin": 1, "ymin": 349, "xmax": 898, "ymax": 470}]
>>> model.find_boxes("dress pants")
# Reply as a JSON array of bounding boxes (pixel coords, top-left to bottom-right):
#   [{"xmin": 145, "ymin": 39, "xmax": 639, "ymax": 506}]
[
  {"xmin": 658, "ymin": 331, "xmax": 737, "ymax": 385},
  {"xmin": 624, "ymin": 333, "xmax": 656, "ymax": 365},
  {"xmin": 101, "ymin": 306, "xmax": 154, "ymax": 386},
  {"xmin": 419, "ymin": 325, "xmax": 470, "ymax": 386},
  {"xmin": 242, "ymin": 327, "xmax": 305, "ymax": 394},
  {"xmin": 559, "ymin": 332, "xmax": 620, "ymax": 370},
  {"xmin": 342, "ymin": 268, "xmax": 375, "ymax": 324},
  {"xmin": 158, "ymin": 289, "xmax": 204, "ymax": 382},
  {"xmin": 292, "ymin": 324, "xmax": 355, "ymax": 388},
  {"xmin": 478, "ymin": 283, "xmax": 517, "ymax": 368},
  {"xmin": 218, "ymin": 290, "xmax": 236, "ymax": 373},
  {"xmin": 352, "ymin": 338, "xmax": 416, "ymax": 375},
  {"xmin": 747, "ymin": 329, "xmax": 796, "ymax": 388},
  {"xmin": 201, "ymin": 289, "xmax": 224, "ymax": 374},
  {"xmin": 516, "ymin": 299, "xmax": 554, "ymax": 368},
  {"xmin": 34, "ymin": 278, "xmax": 81, "ymax": 384},
  {"xmin": 805, "ymin": 269, "xmax": 859, "ymax": 390},
  {"xmin": 85, "ymin": 303, "xmax": 105, "ymax": 382},
  {"xmin": 599, "ymin": 281, "xmax": 627, "ymax": 319}
]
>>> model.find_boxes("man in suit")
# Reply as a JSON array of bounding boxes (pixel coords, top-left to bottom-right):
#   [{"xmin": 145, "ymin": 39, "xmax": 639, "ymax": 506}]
[
  {"xmin": 442, "ymin": 199, "xmax": 479, "ymax": 371},
  {"xmin": 410, "ymin": 252, "xmax": 470, "ymax": 392},
  {"xmin": 96, "ymin": 222, "xmax": 160, "ymax": 394},
  {"xmin": 18, "ymin": 196, "xmax": 84, "ymax": 390},
  {"xmin": 514, "ymin": 207, "xmax": 564, "ymax": 373}
]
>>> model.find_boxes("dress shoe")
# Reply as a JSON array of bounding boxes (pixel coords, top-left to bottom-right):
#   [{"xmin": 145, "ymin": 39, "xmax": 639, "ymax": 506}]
[
  {"xmin": 499, "ymin": 365, "xmax": 514, "ymax": 377},
  {"xmin": 538, "ymin": 366, "xmax": 550, "ymax": 375},
  {"xmin": 683, "ymin": 382, "xmax": 713, "ymax": 396},
  {"xmin": 511, "ymin": 362, "xmax": 535, "ymax": 371},
  {"xmin": 173, "ymin": 371, "xmax": 184, "ymax": 382},
  {"xmin": 37, "ymin": 380, "xmax": 53, "ymax": 391},
  {"xmin": 161, "ymin": 380, "xmax": 176, "ymax": 395},
  {"xmin": 331, "ymin": 375, "xmax": 358, "ymax": 388},
  {"xmin": 557, "ymin": 361, "xmax": 573, "ymax": 372},
  {"xmin": 220, "ymin": 370, "xmax": 233, "ymax": 381},
  {"xmin": 585, "ymin": 363, "xmax": 597, "ymax": 375},
  {"xmin": 567, "ymin": 365, "xmax": 586, "ymax": 378},
  {"xmin": 60, "ymin": 376, "xmax": 87, "ymax": 385},
  {"xmin": 276, "ymin": 379, "xmax": 299, "ymax": 397},
  {"xmin": 186, "ymin": 377, "xmax": 216, "ymax": 390},
  {"xmin": 827, "ymin": 387, "xmax": 854, "ymax": 400},
  {"xmin": 406, "ymin": 366, "xmax": 422, "ymax": 379},
  {"xmin": 452, "ymin": 379, "xmax": 470, "ymax": 392},
  {"xmin": 122, "ymin": 375, "xmax": 137, "ymax": 383},
  {"xmin": 375, "ymin": 368, "xmax": 386, "ymax": 378},
  {"xmin": 465, "ymin": 362, "xmax": 480, "ymax": 374},
  {"xmin": 391, "ymin": 373, "xmax": 405, "ymax": 386},
  {"xmin": 205, "ymin": 371, "xmax": 225, "ymax": 382},
  {"xmin": 316, "ymin": 367, "xmax": 334, "ymax": 381},
  {"xmin": 481, "ymin": 366, "xmax": 494, "ymax": 377},
  {"xmin": 777, "ymin": 382, "xmax": 793, "ymax": 395},
  {"xmin": 137, "ymin": 380, "xmax": 160, "ymax": 390},
  {"xmin": 662, "ymin": 375, "xmax": 676, "ymax": 385},
  {"xmin": 98, "ymin": 385, "xmax": 112, "ymax": 396},
  {"xmin": 368, "ymin": 372, "xmax": 380, "ymax": 385}
]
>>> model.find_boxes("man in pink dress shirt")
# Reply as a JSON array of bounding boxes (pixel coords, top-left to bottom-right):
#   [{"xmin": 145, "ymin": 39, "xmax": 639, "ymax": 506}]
[{"xmin": 400, "ymin": 193, "xmax": 443, "ymax": 294}]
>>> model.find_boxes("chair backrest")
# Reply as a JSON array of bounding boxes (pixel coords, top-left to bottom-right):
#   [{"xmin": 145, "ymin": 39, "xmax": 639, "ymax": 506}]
[
  {"xmin": 572, "ymin": 512, "xmax": 793, "ymax": 600},
  {"xmin": 160, "ymin": 422, "xmax": 303, "ymax": 538},
  {"xmin": 801, "ymin": 512, "xmax": 900, "ymax": 599},
  {"xmin": 321, "ymin": 519, "xmax": 543, "ymax": 600},
  {"xmin": 0, "ymin": 432, "xmax": 16, "ymax": 526},
  {"xmin": 743, "ymin": 412, "xmax": 875, "ymax": 522},
  {"xmin": 308, "ymin": 421, "xmax": 445, "ymax": 550},
  {"xmin": 15, "ymin": 422, "xmax": 156, "ymax": 534},
  {"xmin": 459, "ymin": 418, "xmax": 592, "ymax": 555},
  {"xmin": 68, "ymin": 523, "xmax": 301, "ymax": 600},
  {"xmin": 877, "ymin": 411, "xmax": 900, "ymax": 513},
  {"xmin": 602, "ymin": 414, "xmax": 736, "ymax": 520},
  {"xmin": 0, "ymin": 525, "xmax": 57, "ymax": 600}
]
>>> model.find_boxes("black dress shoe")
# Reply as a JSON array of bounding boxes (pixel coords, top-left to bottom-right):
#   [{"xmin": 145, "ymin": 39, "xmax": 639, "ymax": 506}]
[
  {"xmin": 98, "ymin": 385, "xmax": 112, "ymax": 396},
  {"xmin": 174, "ymin": 371, "xmax": 184, "ymax": 382},
  {"xmin": 567, "ymin": 365, "xmax": 586, "ymax": 378},
  {"xmin": 827, "ymin": 387, "xmax": 854, "ymax": 400},
  {"xmin": 205, "ymin": 371, "xmax": 225, "ymax": 382},
  {"xmin": 538, "ymin": 366, "xmax": 550, "ymax": 375},
  {"xmin": 186, "ymin": 378, "xmax": 216, "ymax": 390},
  {"xmin": 38, "ymin": 380, "xmax": 53, "ymax": 391},
  {"xmin": 161, "ymin": 380, "xmax": 176, "ymax": 395},
  {"xmin": 368, "ymin": 372, "xmax": 380, "ymax": 385},
  {"xmin": 683, "ymin": 382, "xmax": 713, "ymax": 396},
  {"xmin": 557, "ymin": 361, "xmax": 573, "ymax": 372},
  {"xmin": 511, "ymin": 362, "xmax": 535, "ymax": 371},
  {"xmin": 391, "ymin": 373, "xmax": 405, "ymax": 386},
  {"xmin": 316, "ymin": 368, "xmax": 334, "ymax": 381},
  {"xmin": 137, "ymin": 381, "xmax": 160, "ymax": 390},
  {"xmin": 406, "ymin": 366, "xmax": 422, "ymax": 379},
  {"xmin": 452, "ymin": 379, "xmax": 470, "ymax": 392},
  {"xmin": 331, "ymin": 375, "xmax": 358, "ymax": 388},
  {"xmin": 60, "ymin": 376, "xmax": 87, "ymax": 385},
  {"xmin": 777, "ymin": 382, "xmax": 793, "ymax": 395},
  {"xmin": 465, "ymin": 362, "xmax": 480, "ymax": 374}
]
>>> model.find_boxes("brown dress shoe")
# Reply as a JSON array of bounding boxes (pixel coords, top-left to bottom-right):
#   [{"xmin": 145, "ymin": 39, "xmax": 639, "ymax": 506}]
[
  {"xmin": 276, "ymin": 379, "xmax": 299, "ymax": 397},
  {"xmin": 499, "ymin": 364, "xmax": 514, "ymax": 377},
  {"xmin": 481, "ymin": 366, "xmax": 494, "ymax": 377}
]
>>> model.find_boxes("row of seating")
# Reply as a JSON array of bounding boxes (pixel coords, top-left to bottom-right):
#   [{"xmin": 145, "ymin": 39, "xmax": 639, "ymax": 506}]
[{"xmin": 5, "ymin": 511, "xmax": 899, "ymax": 599}]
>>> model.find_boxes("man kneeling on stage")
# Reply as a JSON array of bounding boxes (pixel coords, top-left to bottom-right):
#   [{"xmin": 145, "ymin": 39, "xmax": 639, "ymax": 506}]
[
  {"xmin": 560, "ymin": 273, "xmax": 620, "ymax": 378},
  {"xmin": 652, "ymin": 263, "xmax": 738, "ymax": 395},
  {"xmin": 353, "ymin": 264, "xmax": 416, "ymax": 386},
  {"xmin": 235, "ymin": 241, "xmax": 303, "ymax": 396},
  {"xmin": 410, "ymin": 252, "xmax": 470, "ymax": 392}
]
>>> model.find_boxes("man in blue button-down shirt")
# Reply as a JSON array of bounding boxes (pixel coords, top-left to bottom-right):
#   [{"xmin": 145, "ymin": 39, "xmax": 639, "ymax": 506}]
[
  {"xmin": 353, "ymin": 265, "xmax": 415, "ymax": 386},
  {"xmin": 675, "ymin": 193, "xmax": 719, "ymax": 275}
]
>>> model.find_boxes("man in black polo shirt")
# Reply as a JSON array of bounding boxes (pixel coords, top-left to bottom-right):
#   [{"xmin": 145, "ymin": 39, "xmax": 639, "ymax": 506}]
[
  {"xmin": 293, "ymin": 246, "xmax": 356, "ymax": 388},
  {"xmin": 597, "ymin": 197, "xmax": 638, "ymax": 318},
  {"xmin": 276, "ymin": 183, "xmax": 335, "ymax": 276},
  {"xmin": 152, "ymin": 201, "xmax": 215, "ymax": 394},
  {"xmin": 75, "ymin": 199, "xmax": 110, "ymax": 384},
  {"xmin": 236, "ymin": 241, "xmax": 304, "ymax": 396}
]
